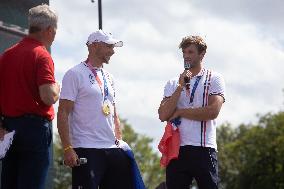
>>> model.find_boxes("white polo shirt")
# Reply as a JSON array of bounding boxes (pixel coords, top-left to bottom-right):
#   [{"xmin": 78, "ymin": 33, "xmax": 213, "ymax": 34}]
[
  {"xmin": 60, "ymin": 62, "xmax": 118, "ymax": 148},
  {"xmin": 163, "ymin": 68, "xmax": 225, "ymax": 149}
]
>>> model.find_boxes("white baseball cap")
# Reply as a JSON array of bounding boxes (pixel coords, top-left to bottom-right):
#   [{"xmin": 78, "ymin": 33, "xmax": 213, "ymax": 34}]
[{"xmin": 86, "ymin": 30, "xmax": 123, "ymax": 47}]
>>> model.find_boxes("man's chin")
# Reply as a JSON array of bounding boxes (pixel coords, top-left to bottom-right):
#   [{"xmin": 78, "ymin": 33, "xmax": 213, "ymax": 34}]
[
  {"xmin": 103, "ymin": 58, "xmax": 111, "ymax": 64},
  {"xmin": 190, "ymin": 62, "xmax": 199, "ymax": 68}
]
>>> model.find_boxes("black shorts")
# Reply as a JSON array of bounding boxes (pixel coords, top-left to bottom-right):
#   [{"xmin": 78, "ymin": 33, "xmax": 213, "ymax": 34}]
[
  {"xmin": 72, "ymin": 148, "xmax": 133, "ymax": 189},
  {"xmin": 166, "ymin": 145, "xmax": 218, "ymax": 189}
]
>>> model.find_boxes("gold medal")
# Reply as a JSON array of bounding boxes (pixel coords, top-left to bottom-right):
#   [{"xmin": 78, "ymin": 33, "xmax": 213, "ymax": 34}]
[{"xmin": 102, "ymin": 102, "xmax": 110, "ymax": 116}]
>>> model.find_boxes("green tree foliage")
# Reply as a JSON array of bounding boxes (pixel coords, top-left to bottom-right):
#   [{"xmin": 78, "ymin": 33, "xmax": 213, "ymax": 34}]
[
  {"xmin": 53, "ymin": 136, "xmax": 72, "ymax": 189},
  {"xmin": 53, "ymin": 119, "xmax": 165, "ymax": 189},
  {"xmin": 218, "ymin": 111, "xmax": 284, "ymax": 189}
]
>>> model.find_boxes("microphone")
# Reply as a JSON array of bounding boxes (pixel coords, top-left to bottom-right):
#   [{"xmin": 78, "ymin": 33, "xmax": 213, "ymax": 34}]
[
  {"xmin": 184, "ymin": 61, "xmax": 191, "ymax": 90},
  {"xmin": 61, "ymin": 158, "xmax": 88, "ymax": 166}
]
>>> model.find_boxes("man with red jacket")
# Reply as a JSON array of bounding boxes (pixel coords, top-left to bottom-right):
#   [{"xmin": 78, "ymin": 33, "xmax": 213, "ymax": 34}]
[{"xmin": 0, "ymin": 4, "xmax": 60, "ymax": 189}]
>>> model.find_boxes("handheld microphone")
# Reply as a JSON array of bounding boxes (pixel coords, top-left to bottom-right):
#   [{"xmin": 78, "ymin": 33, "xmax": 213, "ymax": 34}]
[
  {"xmin": 184, "ymin": 61, "xmax": 191, "ymax": 90},
  {"xmin": 61, "ymin": 158, "xmax": 88, "ymax": 166}
]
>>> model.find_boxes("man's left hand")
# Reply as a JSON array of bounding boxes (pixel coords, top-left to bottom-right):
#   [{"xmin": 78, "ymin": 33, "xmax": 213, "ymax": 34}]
[
  {"xmin": 168, "ymin": 109, "xmax": 181, "ymax": 122},
  {"xmin": 0, "ymin": 124, "xmax": 8, "ymax": 141}
]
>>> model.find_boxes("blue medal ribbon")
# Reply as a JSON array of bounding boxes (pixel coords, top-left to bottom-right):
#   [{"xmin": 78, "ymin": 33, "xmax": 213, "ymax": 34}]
[
  {"xmin": 101, "ymin": 70, "xmax": 109, "ymax": 102},
  {"xmin": 87, "ymin": 63, "xmax": 109, "ymax": 103},
  {"xmin": 189, "ymin": 76, "xmax": 202, "ymax": 104}
]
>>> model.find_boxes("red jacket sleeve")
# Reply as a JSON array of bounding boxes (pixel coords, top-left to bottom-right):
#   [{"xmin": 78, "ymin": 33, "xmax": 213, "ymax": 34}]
[{"xmin": 36, "ymin": 49, "xmax": 56, "ymax": 86}]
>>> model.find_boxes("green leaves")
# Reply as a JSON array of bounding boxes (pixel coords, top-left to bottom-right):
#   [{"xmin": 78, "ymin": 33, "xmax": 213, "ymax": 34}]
[
  {"xmin": 218, "ymin": 111, "xmax": 284, "ymax": 189},
  {"xmin": 53, "ymin": 137, "xmax": 72, "ymax": 189}
]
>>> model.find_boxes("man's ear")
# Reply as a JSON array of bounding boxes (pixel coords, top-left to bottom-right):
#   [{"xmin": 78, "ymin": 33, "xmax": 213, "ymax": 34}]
[
  {"xmin": 42, "ymin": 26, "xmax": 51, "ymax": 36},
  {"xmin": 87, "ymin": 43, "xmax": 97, "ymax": 52},
  {"xmin": 199, "ymin": 50, "xmax": 206, "ymax": 60},
  {"xmin": 45, "ymin": 26, "xmax": 51, "ymax": 32}
]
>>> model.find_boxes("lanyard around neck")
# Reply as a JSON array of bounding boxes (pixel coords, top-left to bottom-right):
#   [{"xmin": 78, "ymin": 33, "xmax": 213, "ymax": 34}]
[
  {"xmin": 189, "ymin": 75, "xmax": 202, "ymax": 104},
  {"xmin": 87, "ymin": 63, "xmax": 109, "ymax": 102}
]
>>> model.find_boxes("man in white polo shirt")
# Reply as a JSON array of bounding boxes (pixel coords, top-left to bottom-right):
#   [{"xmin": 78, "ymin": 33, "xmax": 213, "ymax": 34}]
[
  {"xmin": 57, "ymin": 30, "xmax": 132, "ymax": 189},
  {"xmin": 158, "ymin": 35, "xmax": 225, "ymax": 189}
]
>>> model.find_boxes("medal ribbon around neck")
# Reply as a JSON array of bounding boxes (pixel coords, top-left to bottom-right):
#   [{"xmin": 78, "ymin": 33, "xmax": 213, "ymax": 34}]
[
  {"xmin": 87, "ymin": 62, "xmax": 110, "ymax": 115},
  {"xmin": 188, "ymin": 69, "xmax": 205, "ymax": 104},
  {"xmin": 189, "ymin": 76, "xmax": 202, "ymax": 104}
]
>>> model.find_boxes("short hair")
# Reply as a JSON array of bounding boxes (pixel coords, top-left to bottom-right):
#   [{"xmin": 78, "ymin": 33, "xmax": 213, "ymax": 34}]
[
  {"xmin": 28, "ymin": 4, "xmax": 58, "ymax": 33},
  {"xmin": 179, "ymin": 36, "xmax": 207, "ymax": 54}
]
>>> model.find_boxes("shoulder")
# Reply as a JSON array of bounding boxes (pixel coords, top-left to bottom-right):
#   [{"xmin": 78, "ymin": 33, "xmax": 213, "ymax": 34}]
[
  {"xmin": 210, "ymin": 70, "xmax": 225, "ymax": 82},
  {"xmin": 21, "ymin": 38, "xmax": 49, "ymax": 57},
  {"xmin": 63, "ymin": 63, "xmax": 86, "ymax": 78},
  {"xmin": 27, "ymin": 46, "xmax": 53, "ymax": 68},
  {"xmin": 203, "ymin": 69, "xmax": 224, "ymax": 82},
  {"xmin": 209, "ymin": 70, "xmax": 223, "ymax": 77},
  {"xmin": 206, "ymin": 69, "xmax": 226, "ymax": 94},
  {"xmin": 165, "ymin": 77, "xmax": 179, "ymax": 87},
  {"xmin": 1, "ymin": 42, "xmax": 20, "ymax": 57},
  {"xmin": 73, "ymin": 62, "xmax": 87, "ymax": 72}
]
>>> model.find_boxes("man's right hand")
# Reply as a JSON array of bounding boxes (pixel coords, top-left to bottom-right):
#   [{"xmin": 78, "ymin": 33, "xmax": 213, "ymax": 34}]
[
  {"xmin": 178, "ymin": 70, "xmax": 192, "ymax": 87},
  {"xmin": 63, "ymin": 148, "xmax": 79, "ymax": 168}
]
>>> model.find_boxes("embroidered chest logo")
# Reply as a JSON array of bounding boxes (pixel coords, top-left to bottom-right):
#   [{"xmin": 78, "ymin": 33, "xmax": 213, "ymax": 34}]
[{"xmin": 89, "ymin": 74, "xmax": 95, "ymax": 84}]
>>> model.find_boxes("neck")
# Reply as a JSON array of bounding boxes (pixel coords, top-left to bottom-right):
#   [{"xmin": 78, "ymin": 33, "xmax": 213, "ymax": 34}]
[
  {"xmin": 28, "ymin": 33, "xmax": 49, "ymax": 49},
  {"xmin": 190, "ymin": 62, "xmax": 203, "ymax": 76},
  {"xmin": 87, "ymin": 54, "xmax": 103, "ymax": 68}
]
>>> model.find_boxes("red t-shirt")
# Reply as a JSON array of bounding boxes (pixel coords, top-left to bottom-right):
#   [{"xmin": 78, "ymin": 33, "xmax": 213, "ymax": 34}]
[{"xmin": 0, "ymin": 37, "xmax": 55, "ymax": 120}]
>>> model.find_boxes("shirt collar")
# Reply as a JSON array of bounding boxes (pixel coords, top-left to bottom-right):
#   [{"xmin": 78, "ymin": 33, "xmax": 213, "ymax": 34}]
[
  {"xmin": 83, "ymin": 62, "xmax": 102, "ymax": 71},
  {"xmin": 23, "ymin": 37, "xmax": 44, "ymax": 46},
  {"xmin": 193, "ymin": 68, "xmax": 206, "ymax": 78}
]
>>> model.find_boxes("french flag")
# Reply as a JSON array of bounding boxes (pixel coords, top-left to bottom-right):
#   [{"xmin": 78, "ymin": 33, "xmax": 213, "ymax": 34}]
[
  {"xmin": 158, "ymin": 118, "xmax": 181, "ymax": 167},
  {"xmin": 119, "ymin": 140, "xmax": 146, "ymax": 189}
]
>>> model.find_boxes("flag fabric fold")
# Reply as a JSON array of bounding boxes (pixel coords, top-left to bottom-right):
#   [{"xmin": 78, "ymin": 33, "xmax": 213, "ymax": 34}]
[
  {"xmin": 119, "ymin": 140, "xmax": 146, "ymax": 189},
  {"xmin": 158, "ymin": 118, "xmax": 181, "ymax": 167}
]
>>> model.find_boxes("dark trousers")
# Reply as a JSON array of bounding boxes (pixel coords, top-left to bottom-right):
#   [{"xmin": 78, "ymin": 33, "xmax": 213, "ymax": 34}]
[
  {"xmin": 1, "ymin": 115, "xmax": 52, "ymax": 189},
  {"xmin": 166, "ymin": 145, "xmax": 218, "ymax": 189},
  {"xmin": 72, "ymin": 148, "xmax": 132, "ymax": 189}
]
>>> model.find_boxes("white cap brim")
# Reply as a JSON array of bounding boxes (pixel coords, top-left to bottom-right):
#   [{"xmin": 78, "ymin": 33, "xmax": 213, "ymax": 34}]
[{"xmin": 105, "ymin": 39, "xmax": 123, "ymax": 47}]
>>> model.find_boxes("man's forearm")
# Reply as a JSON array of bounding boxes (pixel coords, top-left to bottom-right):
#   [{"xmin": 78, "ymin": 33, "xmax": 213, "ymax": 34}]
[
  {"xmin": 158, "ymin": 85, "xmax": 183, "ymax": 121},
  {"xmin": 48, "ymin": 83, "xmax": 60, "ymax": 104},
  {"xmin": 39, "ymin": 82, "xmax": 60, "ymax": 106},
  {"xmin": 178, "ymin": 105, "xmax": 219, "ymax": 121},
  {"xmin": 177, "ymin": 95, "xmax": 224, "ymax": 121},
  {"xmin": 57, "ymin": 111, "xmax": 72, "ymax": 148},
  {"xmin": 114, "ymin": 116, "xmax": 122, "ymax": 140},
  {"xmin": 113, "ymin": 107, "xmax": 122, "ymax": 140}
]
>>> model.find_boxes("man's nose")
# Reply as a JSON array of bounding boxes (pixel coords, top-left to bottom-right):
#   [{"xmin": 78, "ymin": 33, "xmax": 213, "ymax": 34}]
[{"xmin": 183, "ymin": 55, "xmax": 190, "ymax": 59}]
